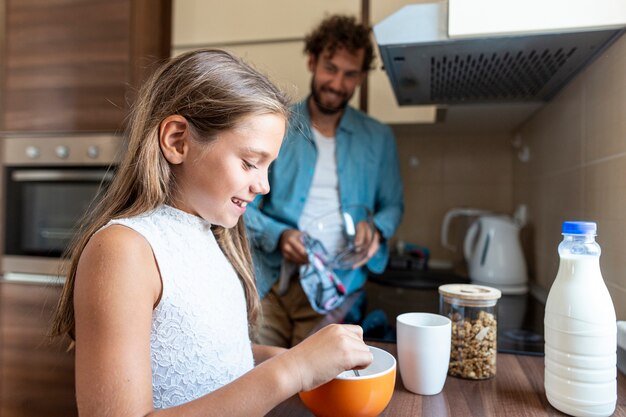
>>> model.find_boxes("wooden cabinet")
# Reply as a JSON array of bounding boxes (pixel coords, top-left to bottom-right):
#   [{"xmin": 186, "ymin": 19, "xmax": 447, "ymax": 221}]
[
  {"xmin": 1, "ymin": 0, "xmax": 172, "ymax": 132},
  {"xmin": 172, "ymin": 0, "xmax": 360, "ymax": 104},
  {"xmin": 172, "ymin": 0, "xmax": 436, "ymax": 124},
  {"xmin": 173, "ymin": 0, "xmax": 360, "ymax": 46},
  {"xmin": 0, "ymin": 281, "xmax": 77, "ymax": 417},
  {"xmin": 447, "ymin": 0, "xmax": 626, "ymax": 39}
]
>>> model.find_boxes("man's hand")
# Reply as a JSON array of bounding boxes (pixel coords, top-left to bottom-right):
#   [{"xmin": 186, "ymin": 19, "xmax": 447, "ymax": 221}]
[
  {"xmin": 279, "ymin": 229, "xmax": 309, "ymax": 265},
  {"xmin": 352, "ymin": 222, "xmax": 380, "ymax": 269}
]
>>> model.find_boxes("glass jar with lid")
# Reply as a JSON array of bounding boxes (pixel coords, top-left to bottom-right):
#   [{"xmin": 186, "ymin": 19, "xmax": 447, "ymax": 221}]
[{"xmin": 438, "ymin": 284, "xmax": 502, "ymax": 379}]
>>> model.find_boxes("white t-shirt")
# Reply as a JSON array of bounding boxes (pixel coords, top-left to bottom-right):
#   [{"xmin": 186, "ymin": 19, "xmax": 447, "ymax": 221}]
[{"xmin": 298, "ymin": 128, "xmax": 346, "ymax": 257}]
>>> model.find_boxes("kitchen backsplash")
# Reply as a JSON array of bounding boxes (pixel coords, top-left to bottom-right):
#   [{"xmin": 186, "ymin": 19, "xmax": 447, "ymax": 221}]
[
  {"xmin": 513, "ymin": 34, "xmax": 626, "ymax": 320},
  {"xmin": 392, "ymin": 128, "xmax": 514, "ymax": 266}
]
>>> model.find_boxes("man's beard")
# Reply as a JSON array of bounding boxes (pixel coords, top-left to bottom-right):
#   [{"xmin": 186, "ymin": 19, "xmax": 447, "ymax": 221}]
[{"xmin": 310, "ymin": 77, "xmax": 351, "ymax": 115}]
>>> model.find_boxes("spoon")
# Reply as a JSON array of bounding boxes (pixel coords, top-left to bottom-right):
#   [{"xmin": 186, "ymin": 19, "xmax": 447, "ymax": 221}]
[{"xmin": 353, "ymin": 369, "xmax": 360, "ymax": 377}]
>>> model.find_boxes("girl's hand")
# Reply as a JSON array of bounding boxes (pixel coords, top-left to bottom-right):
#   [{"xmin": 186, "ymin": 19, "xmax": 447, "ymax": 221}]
[{"xmin": 279, "ymin": 324, "xmax": 373, "ymax": 392}]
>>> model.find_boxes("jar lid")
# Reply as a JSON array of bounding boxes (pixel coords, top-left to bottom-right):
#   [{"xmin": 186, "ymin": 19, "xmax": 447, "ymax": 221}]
[{"xmin": 438, "ymin": 284, "xmax": 502, "ymax": 301}]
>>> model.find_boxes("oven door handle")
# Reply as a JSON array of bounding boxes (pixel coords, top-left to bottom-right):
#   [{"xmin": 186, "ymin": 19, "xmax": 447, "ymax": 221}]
[{"xmin": 11, "ymin": 169, "xmax": 114, "ymax": 182}]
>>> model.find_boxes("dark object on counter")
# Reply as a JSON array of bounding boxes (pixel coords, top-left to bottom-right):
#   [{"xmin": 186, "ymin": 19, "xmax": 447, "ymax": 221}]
[
  {"xmin": 361, "ymin": 309, "xmax": 394, "ymax": 340},
  {"xmin": 369, "ymin": 268, "xmax": 469, "ymax": 290},
  {"xmin": 387, "ymin": 254, "xmax": 427, "ymax": 271},
  {"xmin": 388, "ymin": 245, "xmax": 430, "ymax": 271}
]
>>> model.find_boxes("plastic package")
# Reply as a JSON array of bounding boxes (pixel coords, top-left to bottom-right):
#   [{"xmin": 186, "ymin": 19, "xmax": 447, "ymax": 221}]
[{"xmin": 438, "ymin": 284, "xmax": 501, "ymax": 379}]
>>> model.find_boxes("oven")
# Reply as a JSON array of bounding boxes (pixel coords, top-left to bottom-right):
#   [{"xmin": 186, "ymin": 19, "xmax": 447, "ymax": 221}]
[{"xmin": 1, "ymin": 134, "xmax": 124, "ymax": 282}]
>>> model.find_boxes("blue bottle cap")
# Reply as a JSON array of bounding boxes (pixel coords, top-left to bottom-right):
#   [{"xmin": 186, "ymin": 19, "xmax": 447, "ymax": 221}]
[{"xmin": 562, "ymin": 221, "xmax": 597, "ymax": 235}]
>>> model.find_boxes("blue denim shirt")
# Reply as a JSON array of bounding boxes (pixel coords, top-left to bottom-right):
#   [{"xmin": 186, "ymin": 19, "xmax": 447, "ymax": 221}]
[{"xmin": 245, "ymin": 100, "xmax": 404, "ymax": 299}]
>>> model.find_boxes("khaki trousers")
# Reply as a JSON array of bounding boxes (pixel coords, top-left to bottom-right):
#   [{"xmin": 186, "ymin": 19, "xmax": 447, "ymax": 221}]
[{"xmin": 256, "ymin": 278, "xmax": 323, "ymax": 348}]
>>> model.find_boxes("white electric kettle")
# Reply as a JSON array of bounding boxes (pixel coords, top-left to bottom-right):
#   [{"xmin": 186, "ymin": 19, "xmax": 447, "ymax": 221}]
[{"xmin": 441, "ymin": 207, "xmax": 528, "ymax": 295}]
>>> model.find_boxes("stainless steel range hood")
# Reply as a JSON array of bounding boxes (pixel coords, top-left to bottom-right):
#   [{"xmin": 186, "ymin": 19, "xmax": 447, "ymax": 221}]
[{"xmin": 374, "ymin": 1, "xmax": 626, "ymax": 105}]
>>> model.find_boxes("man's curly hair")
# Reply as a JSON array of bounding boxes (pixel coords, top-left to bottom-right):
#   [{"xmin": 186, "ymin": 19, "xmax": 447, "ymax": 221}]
[{"xmin": 304, "ymin": 15, "xmax": 375, "ymax": 72}]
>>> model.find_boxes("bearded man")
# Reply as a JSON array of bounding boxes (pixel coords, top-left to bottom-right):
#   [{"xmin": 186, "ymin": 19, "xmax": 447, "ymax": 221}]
[{"xmin": 245, "ymin": 15, "xmax": 404, "ymax": 348}]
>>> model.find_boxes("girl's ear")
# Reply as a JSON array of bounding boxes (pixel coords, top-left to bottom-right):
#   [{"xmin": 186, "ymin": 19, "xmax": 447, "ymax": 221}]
[{"xmin": 159, "ymin": 115, "xmax": 190, "ymax": 164}]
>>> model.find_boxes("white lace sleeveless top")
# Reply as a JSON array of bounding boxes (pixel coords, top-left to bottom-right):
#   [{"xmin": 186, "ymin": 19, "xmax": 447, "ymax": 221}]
[{"xmin": 104, "ymin": 205, "xmax": 254, "ymax": 409}]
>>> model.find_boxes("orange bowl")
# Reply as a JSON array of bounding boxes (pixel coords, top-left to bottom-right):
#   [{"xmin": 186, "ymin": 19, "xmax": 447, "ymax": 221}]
[{"xmin": 298, "ymin": 346, "xmax": 396, "ymax": 417}]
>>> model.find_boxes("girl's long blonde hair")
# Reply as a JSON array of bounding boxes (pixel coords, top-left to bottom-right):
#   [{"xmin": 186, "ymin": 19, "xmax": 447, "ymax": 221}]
[{"xmin": 51, "ymin": 49, "xmax": 289, "ymax": 342}]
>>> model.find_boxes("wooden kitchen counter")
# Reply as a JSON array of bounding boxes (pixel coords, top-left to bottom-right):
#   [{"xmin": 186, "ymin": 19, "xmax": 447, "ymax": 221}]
[{"xmin": 267, "ymin": 341, "xmax": 626, "ymax": 417}]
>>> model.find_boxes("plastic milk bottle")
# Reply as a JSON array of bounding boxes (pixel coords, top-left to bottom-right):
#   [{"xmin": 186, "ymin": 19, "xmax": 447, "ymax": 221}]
[{"xmin": 544, "ymin": 221, "xmax": 616, "ymax": 416}]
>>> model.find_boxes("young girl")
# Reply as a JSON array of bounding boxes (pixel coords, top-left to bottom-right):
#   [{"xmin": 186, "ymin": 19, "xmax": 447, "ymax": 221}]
[{"xmin": 51, "ymin": 49, "xmax": 372, "ymax": 416}]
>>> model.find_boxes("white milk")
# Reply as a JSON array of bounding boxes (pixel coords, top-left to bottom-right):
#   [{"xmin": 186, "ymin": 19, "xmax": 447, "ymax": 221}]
[{"xmin": 545, "ymin": 249, "xmax": 617, "ymax": 416}]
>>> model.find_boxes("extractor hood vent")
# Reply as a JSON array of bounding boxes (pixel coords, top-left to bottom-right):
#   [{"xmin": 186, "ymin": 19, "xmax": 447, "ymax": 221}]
[
  {"xmin": 430, "ymin": 45, "xmax": 577, "ymax": 102},
  {"xmin": 375, "ymin": 2, "xmax": 626, "ymax": 105}
]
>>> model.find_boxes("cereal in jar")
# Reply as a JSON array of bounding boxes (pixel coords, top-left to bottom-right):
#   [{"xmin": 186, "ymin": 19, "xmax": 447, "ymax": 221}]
[{"xmin": 438, "ymin": 284, "xmax": 501, "ymax": 380}]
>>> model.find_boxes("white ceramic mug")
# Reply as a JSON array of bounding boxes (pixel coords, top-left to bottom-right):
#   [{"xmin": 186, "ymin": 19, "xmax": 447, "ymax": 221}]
[{"xmin": 396, "ymin": 312, "xmax": 451, "ymax": 395}]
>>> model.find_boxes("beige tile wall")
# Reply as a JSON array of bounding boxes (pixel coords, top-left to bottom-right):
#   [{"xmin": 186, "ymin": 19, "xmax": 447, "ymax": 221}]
[
  {"xmin": 392, "ymin": 127, "xmax": 514, "ymax": 265},
  {"xmin": 513, "ymin": 35, "xmax": 626, "ymax": 319}
]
